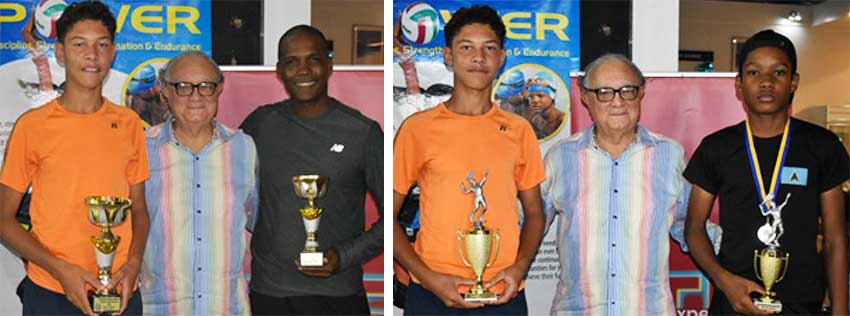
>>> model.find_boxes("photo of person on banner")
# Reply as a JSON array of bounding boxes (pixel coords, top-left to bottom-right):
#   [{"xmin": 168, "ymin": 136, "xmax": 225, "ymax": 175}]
[
  {"xmin": 684, "ymin": 29, "xmax": 848, "ymax": 316},
  {"xmin": 392, "ymin": 8, "xmax": 453, "ymax": 131},
  {"xmin": 124, "ymin": 61, "xmax": 168, "ymax": 127},
  {"xmin": 19, "ymin": 4, "xmax": 61, "ymax": 101},
  {"xmin": 393, "ymin": 4, "xmax": 545, "ymax": 315},
  {"xmin": 494, "ymin": 66, "xmax": 569, "ymax": 141}
]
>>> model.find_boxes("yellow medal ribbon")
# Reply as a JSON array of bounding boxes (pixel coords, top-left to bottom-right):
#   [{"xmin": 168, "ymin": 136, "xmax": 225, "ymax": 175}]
[{"xmin": 744, "ymin": 119, "xmax": 791, "ymax": 211}]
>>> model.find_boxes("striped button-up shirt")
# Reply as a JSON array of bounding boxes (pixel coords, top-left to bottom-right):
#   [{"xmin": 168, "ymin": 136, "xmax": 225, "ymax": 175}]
[
  {"xmin": 542, "ymin": 125, "xmax": 691, "ymax": 316},
  {"xmin": 141, "ymin": 121, "xmax": 258, "ymax": 316}
]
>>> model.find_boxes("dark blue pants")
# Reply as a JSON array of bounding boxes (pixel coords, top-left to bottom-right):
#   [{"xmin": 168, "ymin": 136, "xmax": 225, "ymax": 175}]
[
  {"xmin": 404, "ymin": 282, "xmax": 528, "ymax": 315},
  {"xmin": 17, "ymin": 277, "xmax": 142, "ymax": 315},
  {"xmin": 249, "ymin": 290, "xmax": 371, "ymax": 315},
  {"xmin": 709, "ymin": 291, "xmax": 821, "ymax": 315}
]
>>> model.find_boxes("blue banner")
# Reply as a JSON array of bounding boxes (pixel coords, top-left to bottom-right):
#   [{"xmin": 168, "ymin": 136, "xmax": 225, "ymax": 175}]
[
  {"xmin": 0, "ymin": 0, "xmax": 211, "ymax": 129},
  {"xmin": 392, "ymin": 0, "xmax": 579, "ymax": 143}
]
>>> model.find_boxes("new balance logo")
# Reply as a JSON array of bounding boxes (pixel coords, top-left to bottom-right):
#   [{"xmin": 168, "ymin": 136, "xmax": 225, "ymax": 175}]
[{"xmin": 329, "ymin": 144, "xmax": 345, "ymax": 153}]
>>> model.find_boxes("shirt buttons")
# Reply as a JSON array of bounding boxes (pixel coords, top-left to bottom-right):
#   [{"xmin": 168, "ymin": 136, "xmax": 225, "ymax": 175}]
[
  {"xmin": 195, "ymin": 157, "xmax": 199, "ymax": 161},
  {"xmin": 612, "ymin": 243, "xmax": 616, "ymax": 247},
  {"xmin": 197, "ymin": 267, "xmax": 202, "ymax": 271},
  {"xmin": 611, "ymin": 273, "xmax": 616, "ymax": 277},
  {"xmin": 612, "ymin": 215, "xmax": 618, "ymax": 219},
  {"xmin": 196, "ymin": 237, "xmax": 202, "ymax": 241},
  {"xmin": 196, "ymin": 184, "xmax": 200, "ymax": 188},
  {"xmin": 197, "ymin": 294, "xmax": 202, "ymax": 298},
  {"xmin": 613, "ymin": 189, "xmax": 618, "ymax": 193},
  {"xmin": 614, "ymin": 162, "xmax": 619, "ymax": 166},
  {"xmin": 196, "ymin": 210, "xmax": 201, "ymax": 214}
]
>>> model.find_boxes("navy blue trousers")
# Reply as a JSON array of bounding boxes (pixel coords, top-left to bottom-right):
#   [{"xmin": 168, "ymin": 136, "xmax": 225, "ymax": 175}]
[{"xmin": 17, "ymin": 277, "xmax": 142, "ymax": 316}]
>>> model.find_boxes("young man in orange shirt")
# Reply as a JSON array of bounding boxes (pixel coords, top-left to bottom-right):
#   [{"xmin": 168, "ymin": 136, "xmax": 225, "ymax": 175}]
[
  {"xmin": 0, "ymin": 2, "xmax": 149, "ymax": 315},
  {"xmin": 393, "ymin": 5, "xmax": 545, "ymax": 315}
]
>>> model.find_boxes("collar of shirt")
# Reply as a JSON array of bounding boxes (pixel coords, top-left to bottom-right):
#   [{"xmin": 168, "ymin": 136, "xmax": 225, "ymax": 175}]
[
  {"xmin": 149, "ymin": 119, "xmax": 236, "ymax": 147},
  {"xmin": 576, "ymin": 123, "xmax": 658, "ymax": 150}
]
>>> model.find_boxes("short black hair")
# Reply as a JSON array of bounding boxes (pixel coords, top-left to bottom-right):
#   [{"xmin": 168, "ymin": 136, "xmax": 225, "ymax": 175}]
[
  {"xmin": 444, "ymin": 5, "xmax": 506, "ymax": 48},
  {"xmin": 56, "ymin": 1, "xmax": 116, "ymax": 43},
  {"xmin": 737, "ymin": 29, "xmax": 797, "ymax": 76},
  {"xmin": 277, "ymin": 25, "xmax": 331, "ymax": 60}
]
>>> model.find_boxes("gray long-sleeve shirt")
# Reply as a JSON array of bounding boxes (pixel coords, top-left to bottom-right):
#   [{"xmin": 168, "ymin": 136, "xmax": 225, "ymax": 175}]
[{"xmin": 240, "ymin": 99, "xmax": 383, "ymax": 297}]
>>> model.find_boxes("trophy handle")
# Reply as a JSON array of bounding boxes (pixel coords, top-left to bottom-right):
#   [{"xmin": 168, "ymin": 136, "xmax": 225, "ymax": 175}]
[
  {"xmin": 456, "ymin": 230, "xmax": 471, "ymax": 267},
  {"xmin": 753, "ymin": 250, "xmax": 763, "ymax": 281},
  {"xmin": 774, "ymin": 253, "xmax": 790, "ymax": 283},
  {"xmin": 486, "ymin": 229, "xmax": 500, "ymax": 267}
]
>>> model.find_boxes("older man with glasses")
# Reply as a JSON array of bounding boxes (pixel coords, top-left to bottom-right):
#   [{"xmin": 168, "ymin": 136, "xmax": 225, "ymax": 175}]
[
  {"xmin": 540, "ymin": 54, "xmax": 720, "ymax": 315},
  {"xmin": 140, "ymin": 50, "xmax": 259, "ymax": 315}
]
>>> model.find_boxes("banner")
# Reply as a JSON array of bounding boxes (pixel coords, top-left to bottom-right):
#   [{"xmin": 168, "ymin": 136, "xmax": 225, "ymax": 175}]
[
  {"xmin": 391, "ymin": 1, "xmax": 579, "ymax": 315},
  {"xmin": 0, "ymin": 0, "xmax": 212, "ymax": 159},
  {"xmin": 0, "ymin": 1, "xmax": 207, "ymax": 314},
  {"xmin": 392, "ymin": 0, "xmax": 579, "ymax": 145}
]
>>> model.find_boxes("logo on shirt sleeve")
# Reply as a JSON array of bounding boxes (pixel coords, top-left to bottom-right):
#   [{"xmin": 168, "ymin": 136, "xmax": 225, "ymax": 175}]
[{"xmin": 780, "ymin": 166, "xmax": 807, "ymax": 186}]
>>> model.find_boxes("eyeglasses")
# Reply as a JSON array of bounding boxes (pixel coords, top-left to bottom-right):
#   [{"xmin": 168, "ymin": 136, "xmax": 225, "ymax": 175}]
[
  {"xmin": 584, "ymin": 85, "xmax": 640, "ymax": 102},
  {"xmin": 164, "ymin": 81, "xmax": 220, "ymax": 96}
]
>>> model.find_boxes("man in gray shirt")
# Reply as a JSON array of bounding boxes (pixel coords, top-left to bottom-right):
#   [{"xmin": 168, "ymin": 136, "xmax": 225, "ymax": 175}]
[{"xmin": 240, "ymin": 25, "xmax": 383, "ymax": 315}]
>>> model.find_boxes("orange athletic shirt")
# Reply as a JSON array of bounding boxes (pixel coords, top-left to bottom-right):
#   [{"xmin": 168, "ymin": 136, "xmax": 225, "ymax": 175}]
[
  {"xmin": 0, "ymin": 99, "xmax": 149, "ymax": 294},
  {"xmin": 393, "ymin": 103, "xmax": 544, "ymax": 294}
]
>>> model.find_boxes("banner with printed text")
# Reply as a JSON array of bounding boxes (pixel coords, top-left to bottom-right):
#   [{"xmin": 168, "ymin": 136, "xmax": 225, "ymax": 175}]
[
  {"xmin": 391, "ymin": 1, "xmax": 579, "ymax": 315},
  {"xmin": 0, "ymin": 1, "xmax": 209, "ymax": 314},
  {"xmin": 0, "ymin": 0, "xmax": 211, "ymax": 157}
]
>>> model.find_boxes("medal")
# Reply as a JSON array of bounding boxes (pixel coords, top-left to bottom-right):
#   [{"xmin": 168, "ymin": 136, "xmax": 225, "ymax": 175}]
[{"xmin": 744, "ymin": 119, "xmax": 791, "ymax": 247}]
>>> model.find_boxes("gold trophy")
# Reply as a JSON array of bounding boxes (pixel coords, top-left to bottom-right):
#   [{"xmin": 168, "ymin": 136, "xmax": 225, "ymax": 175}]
[
  {"xmin": 292, "ymin": 175, "xmax": 329, "ymax": 267},
  {"xmin": 85, "ymin": 196, "xmax": 132, "ymax": 315},
  {"xmin": 753, "ymin": 193, "xmax": 791, "ymax": 312},
  {"xmin": 456, "ymin": 169, "xmax": 501, "ymax": 302}
]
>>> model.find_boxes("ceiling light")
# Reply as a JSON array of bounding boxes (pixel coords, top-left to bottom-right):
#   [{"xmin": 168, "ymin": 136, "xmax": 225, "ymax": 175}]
[{"xmin": 786, "ymin": 11, "xmax": 802, "ymax": 22}]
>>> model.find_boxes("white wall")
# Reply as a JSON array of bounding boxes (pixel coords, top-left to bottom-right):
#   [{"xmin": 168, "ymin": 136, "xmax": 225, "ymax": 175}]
[
  {"xmin": 0, "ymin": 245, "xmax": 24, "ymax": 315},
  {"xmin": 264, "ymin": 0, "xmax": 311, "ymax": 65},
  {"xmin": 632, "ymin": 0, "xmax": 679, "ymax": 72}
]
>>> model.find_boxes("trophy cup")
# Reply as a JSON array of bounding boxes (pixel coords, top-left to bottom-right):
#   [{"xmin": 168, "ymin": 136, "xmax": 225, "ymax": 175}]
[
  {"xmin": 456, "ymin": 169, "xmax": 501, "ymax": 302},
  {"xmin": 753, "ymin": 193, "xmax": 791, "ymax": 312},
  {"xmin": 85, "ymin": 196, "xmax": 132, "ymax": 315},
  {"xmin": 292, "ymin": 175, "xmax": 329, "ymax": 267}
]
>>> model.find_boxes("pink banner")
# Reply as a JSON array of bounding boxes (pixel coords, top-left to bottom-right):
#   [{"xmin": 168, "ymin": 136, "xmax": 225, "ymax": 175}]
[
  {"xmin": 219, "ymin": 69, "xmax": 384, "ymax": 314},
  {"xmin": 570, "ymin": 76, "xmax": 744, "ymax": 312}
]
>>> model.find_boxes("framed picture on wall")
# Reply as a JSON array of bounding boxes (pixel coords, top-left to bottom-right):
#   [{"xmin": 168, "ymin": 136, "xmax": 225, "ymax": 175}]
[
  {"xmin": 731, "ymin": 36, "xmax": 748, "ymax": 71},
  {"xmin": 352, "ymin": 25, "xmax": 383, "ymax": 65}
]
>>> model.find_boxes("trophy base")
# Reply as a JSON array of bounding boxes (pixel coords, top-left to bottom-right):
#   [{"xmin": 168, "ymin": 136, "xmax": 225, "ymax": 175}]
[
  {"xmin": 300, "ymin": 252, "xmax": 324, "ymax": 267},
  {"xmin": 91, "ymin": 292, "xmax": 121, "ymax": 315},
  {"xmin": 753, "ymin": 298, "xmax": 782, "ymax": 312},
  {"xmin": 463, "ymin": 292, "xmax": 498, "ymax": 302}
]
